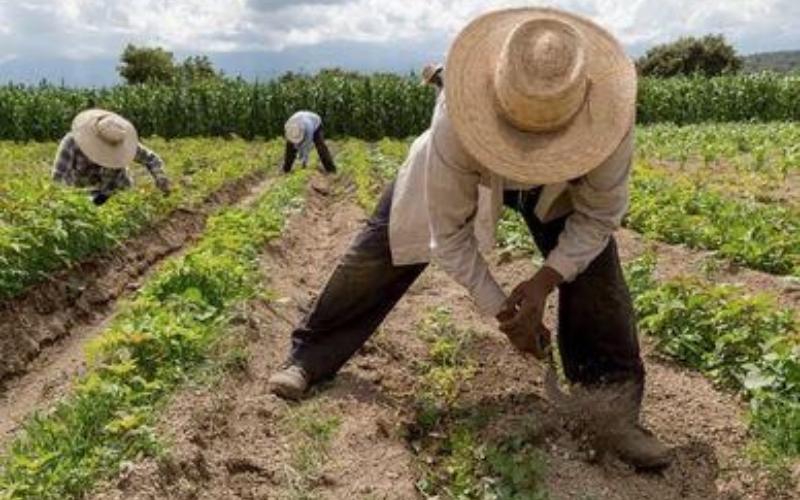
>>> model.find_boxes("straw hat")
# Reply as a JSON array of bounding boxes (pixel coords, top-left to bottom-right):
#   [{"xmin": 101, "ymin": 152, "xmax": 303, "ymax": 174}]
[
  {"xmin": 421, "ymin": 63, "xmax": 444, "ymax": 85},
  {"xmin": 285, "ymin": 119, "xmax": 305, "ymax": 145},
  {"xmin": 71, "ymin": 109, "xmax": 138, "ymax": 170},
  {"xmin": 445, "ymin": 7, "xmax": 636, "ymax": 185}
]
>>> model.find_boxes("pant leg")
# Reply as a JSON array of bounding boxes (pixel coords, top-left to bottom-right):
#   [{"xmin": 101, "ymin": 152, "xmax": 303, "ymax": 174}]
[
  {"xmin": 313, "ymin": 128, "xmax": 337, "ymax": 173},
  {"xmin": 282, "ymin": 141, "xmax": 297, "ymax": 173},
  {"xmin": 290, "ymin": 181, "xmax": 426, "ymax": 382},
  {"xmin": 503, "ymin": 189, "xmax": 644, "ymax": 397}
]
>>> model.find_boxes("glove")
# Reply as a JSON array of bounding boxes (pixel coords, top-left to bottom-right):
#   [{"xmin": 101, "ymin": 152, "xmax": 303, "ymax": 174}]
[{"xmin": 91, "ymin": 191, "xmax": 110, "ymax": 206}]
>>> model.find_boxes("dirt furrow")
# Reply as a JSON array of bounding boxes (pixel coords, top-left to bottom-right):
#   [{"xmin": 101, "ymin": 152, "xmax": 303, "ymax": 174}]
[
  {"xmin": 0, "ymin": 170, "xmax": 275, "ymax": 442},
  {"xmin": 90, "ymin": 178, "xmax": 784, "ymax": 500}
]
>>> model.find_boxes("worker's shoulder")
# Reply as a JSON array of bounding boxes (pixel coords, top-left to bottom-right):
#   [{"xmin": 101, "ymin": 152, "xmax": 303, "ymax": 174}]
[
  {"xmin": 290, "ymin": 110, "xmax": 321, "ymax": 121},
  {"xmin": 429, "ymin": 96, "xmax": 481, "ymax": 172}
]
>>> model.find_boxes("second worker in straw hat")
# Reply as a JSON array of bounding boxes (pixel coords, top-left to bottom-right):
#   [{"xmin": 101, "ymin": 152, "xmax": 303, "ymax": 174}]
[
  {"xmin": 52, "ymin": 109, "xmax": 171, "ymax": 205},
  {"xmin": 269, "ymin": 7, "xmax": 671, "ymax": 470}
]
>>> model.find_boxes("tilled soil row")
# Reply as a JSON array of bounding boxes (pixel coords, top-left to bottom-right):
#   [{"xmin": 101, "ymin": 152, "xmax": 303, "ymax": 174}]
[
  {"xmin": 0, "ymin": 170, "xmax": 274, "ymax": 440},
  {"xmin": 91, "ymin": 179, "xmax": 790, "ymax": 500}
]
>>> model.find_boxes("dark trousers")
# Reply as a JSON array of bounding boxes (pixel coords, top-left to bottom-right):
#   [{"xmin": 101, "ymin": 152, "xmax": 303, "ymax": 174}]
[
  {"xmin": 289, "ymin": 182, "xmax": 644, "ymax": 395},
  {"xmin": 283, "ymin": 128, "xmax": 337, "ymax": 173}
]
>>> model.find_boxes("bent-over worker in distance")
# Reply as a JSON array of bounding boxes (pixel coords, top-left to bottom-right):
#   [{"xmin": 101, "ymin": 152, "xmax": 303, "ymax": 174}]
[
  {"xmin": 282, "ymin": 111, "xmax": 336, "ymax": 174},
  {"xmin": 269, "ymin": 7, "xmax": 671, "ymax": 470},
  {"xmin": 52, "ymin": 109, "xmax": 171, "ymax": 206},
  {"xmin": 421, "ymin": 63, "xmax": 444, "ymax": 94}
]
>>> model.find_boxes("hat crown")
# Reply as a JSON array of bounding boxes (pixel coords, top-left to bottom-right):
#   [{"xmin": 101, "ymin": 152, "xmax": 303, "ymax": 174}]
[
  {"xmin": 285, "ymin": 121, "xmax": 304, "ymax": 145},
  {"xmin": 96, "ymin": 115, "xmax": 129, "ymax": 145},
  {"xmin": 494, "ymin": 17, "xmax": 588, "ymax": 132}
]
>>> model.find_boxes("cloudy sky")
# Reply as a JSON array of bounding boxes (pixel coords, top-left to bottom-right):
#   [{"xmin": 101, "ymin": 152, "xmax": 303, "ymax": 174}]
[{"xmin": 0, "ymin": 0, "xmax": 798, "ymax": 85}]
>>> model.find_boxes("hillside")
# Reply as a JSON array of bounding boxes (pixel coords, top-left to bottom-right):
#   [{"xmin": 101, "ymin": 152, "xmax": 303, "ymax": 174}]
[{"xmin": 744, "ymin": 50, "xmax": 800, "ymax": 73}]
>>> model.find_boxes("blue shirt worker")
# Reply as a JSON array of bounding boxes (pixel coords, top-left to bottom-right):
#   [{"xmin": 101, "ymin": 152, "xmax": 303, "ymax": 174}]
[{"xmin": 282, "ymin": 111, "xmax": 336, "ymax": 174}]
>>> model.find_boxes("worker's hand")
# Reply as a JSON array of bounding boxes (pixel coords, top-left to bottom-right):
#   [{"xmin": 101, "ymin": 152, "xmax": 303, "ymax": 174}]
[
  {"xmin": 497, "ymin": 267, "xmax": 563, "ymax": 359},
  {"xmin": 155, "ymin": 176, "xmax": 171, "ymax": 195},
  {"xmin": 90, "ymin": 190, "xmax": 110, "ymax": 206}
]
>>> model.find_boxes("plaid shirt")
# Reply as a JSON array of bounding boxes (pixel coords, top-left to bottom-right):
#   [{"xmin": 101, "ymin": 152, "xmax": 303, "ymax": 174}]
[{"xmin": 52, "ymin": 134, "xmax": 167, "ymax": 196}]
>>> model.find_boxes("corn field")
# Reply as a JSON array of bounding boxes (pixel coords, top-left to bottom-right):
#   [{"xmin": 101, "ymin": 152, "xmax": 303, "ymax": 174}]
[{"xmin": 0, "ymin": 72, "xmax": 798, "ymax": 142}]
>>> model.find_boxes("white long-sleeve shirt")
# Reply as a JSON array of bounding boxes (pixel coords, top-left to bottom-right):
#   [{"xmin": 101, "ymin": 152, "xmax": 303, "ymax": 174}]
[{"xmin": 388, "ymin": 95, "xmax": 633, "ymax": 317}]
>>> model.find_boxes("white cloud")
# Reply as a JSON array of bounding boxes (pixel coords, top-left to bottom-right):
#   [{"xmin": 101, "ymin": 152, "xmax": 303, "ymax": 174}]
[{"xmin": 0, "ymin": 0, "xmax": 797, "ymax": 63}]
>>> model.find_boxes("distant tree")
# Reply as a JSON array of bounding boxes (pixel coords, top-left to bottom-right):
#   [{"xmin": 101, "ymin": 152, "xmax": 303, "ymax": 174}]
[
  {"xmin": 178, "ymin": 55, "xmax": 222, "ymax": 82},
  {"xmin": 117, "ymin": 44, "xmax": 176, "ymax": 84},
  {"xmin": 637, "ymin": 34, "xmax": 743, "ymax": 77}
]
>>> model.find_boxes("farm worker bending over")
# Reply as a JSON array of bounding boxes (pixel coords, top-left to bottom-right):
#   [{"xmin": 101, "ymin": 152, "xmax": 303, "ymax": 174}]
[
  {"xmin": 269, "ymin": 7, "xmax": 671, "ymax": 469},
  {"xmin": 282, "ymin": 111, "xmax": 336, "ymax": 174},
  {"xmin": 52, "ymin": 109, "xmax": 171, "ymax": 206},
  {"xmin": 421, "ymin": 63, "xmax": 444, "ymax": 94}
]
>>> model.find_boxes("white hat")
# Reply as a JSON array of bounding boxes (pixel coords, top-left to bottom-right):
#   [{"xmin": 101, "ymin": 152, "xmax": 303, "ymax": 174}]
[
  {"xmin": 285, "ymin": 119, "xmax": 305, "ymax": 145},
  {"xmin": 71, "ymin": 109, "xmax": 138, "ymax": 170},
  {"xmin": 445, "ymin": 7, "xmax": 637, "ymax": 184}
]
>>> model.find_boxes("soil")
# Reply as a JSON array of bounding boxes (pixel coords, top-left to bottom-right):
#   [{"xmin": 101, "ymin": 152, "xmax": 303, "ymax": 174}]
[
  {"xmin": 0, "ymin": 170, "xmax": 272, "ymax": 442},
  {"xmin": 84, "ymin": 175, "xmax": 796, "ymax": 500}
]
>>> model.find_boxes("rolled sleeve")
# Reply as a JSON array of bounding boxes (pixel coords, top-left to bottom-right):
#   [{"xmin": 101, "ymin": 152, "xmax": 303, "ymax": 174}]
[
  {"xmin": 134, "ymin": 143, "xmax": 167, "ymax": 181},
  {"xmin": 52, "ymin": 135, "xmax": 76, "ymax": 185},
  {"xmin": 544, "ymin": 129, "xmax": 633, "ymax": 282},
  {"xmin": 426, "ymin": 101, "xmax": 507, "ymax": 317}
]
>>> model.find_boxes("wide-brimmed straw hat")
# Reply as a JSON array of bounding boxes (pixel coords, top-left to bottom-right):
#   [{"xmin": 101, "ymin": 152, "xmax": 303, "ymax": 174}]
[
  {"xmin": 445, "ymin": 7, "xmax": 636, "ymax": 184},
  {"xmin": 71, "ymin": 109, "xmax": 138, "ymax": 170},
  {"xmin": 421, "ymin": 63, "xmax": 444, "ymax": 85},
  {"xmin": 285, "ymin": 119, "xmax": 305, "ymax": 145}
]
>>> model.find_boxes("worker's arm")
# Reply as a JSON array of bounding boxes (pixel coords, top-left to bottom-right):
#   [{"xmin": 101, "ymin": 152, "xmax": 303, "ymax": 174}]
[
  {"xmin": 544, "ymin": 127, "xmax": 633, "ymax": 282},
  {"xmin": 426, "ymin": 101, "xmax": 507, "ymax": 318},
  {"xmin": 52, "ymin": 135, "xmax": 76, "ymax": 185},
  {"xmin": 499, "ymin": 129, "xmax": 633, "ymax": 357},
  {"xmin": 134, "ymin": 143, "xmax": 171, "ymax": 194}
]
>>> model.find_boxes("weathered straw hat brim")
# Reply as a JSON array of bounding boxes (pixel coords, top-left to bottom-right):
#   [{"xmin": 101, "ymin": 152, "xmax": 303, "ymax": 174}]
[
  {"xmin": 72, "ymin": 110, "xmax": 138, "ymax": 170},
  {"xmin": 445, "ymin": 8, "xmax": 636, "ymax": 185}
]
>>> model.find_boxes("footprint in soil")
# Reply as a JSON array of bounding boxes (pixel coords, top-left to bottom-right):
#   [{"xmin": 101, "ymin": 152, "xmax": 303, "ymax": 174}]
[{"xmin": 662, "ymin": 442, "xmax": 720, "ymax": 498}]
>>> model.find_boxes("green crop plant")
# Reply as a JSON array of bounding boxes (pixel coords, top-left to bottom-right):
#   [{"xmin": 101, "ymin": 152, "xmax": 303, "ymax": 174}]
[
  {"xmin": 0, "ymin": 138, "xmax": 283, "ymax": 300},
  {"xmin": 636, "ymin": 122, "xmax": 800, "ymax": 176},
  {"xmin": 628, "ymin": 162, "xmax": 799, "ymax": 276},
  {"xmin": 335, "ymin": 139, "xmax": 391, "ymax": 212},
  {"xmin": 411, "ymin": 308, "xmax": 549, "ymax": 500},
  {"xmin": 626, "ymin": 255, "xmax": 799, "ymax": 463},
  {"xmin": 0, "ymin": 170, "xmax": 310, "ymax": 499}
]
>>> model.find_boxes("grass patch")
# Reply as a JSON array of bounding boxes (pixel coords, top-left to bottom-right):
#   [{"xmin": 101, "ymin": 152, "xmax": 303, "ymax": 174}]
[
  {"xmin": 0, "ymin": 170, "xmax": 310, "ymax": 499},
  {"xmin": 334, "ymin": 139, "xmax": 385, "ymax": 212},
  {"xmin": 280, "ymin": 401, "xmax": 342, "ymax": 500},
  {"xmin": 410, "ymin": 308, "xmax": 550, "ymax": 500}
]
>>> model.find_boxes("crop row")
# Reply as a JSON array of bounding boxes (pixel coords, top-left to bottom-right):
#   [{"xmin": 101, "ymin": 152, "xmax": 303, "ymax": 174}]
[
  {"xmin": 636, "ymin": 122, "xmax": 800, "ymax": 175},
  {"xmin": 1, "ymin": 72, "xmax": 799, "ymax": 142},
  {"xmin": 628, "ymin": 163, "xmax": 798, "ymax": 276},
  {"xmin": 626, "ymin": 255, "xmax": 799, "ymax": 463},
  {"xmin": 0, "ymin": 138, "xmax": 284, "ymax": 300},
  {"xmin": 0, "ymin": 169, "xmax": 310, "ymax": 499}
]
